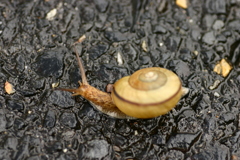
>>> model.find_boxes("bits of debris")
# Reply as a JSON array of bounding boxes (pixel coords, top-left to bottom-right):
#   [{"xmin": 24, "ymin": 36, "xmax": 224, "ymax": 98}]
[
  {"xmin": 52, "ymin": 82, "xmax": 59, "ymax": 88},
  {"xmin": 209, "ymin": 80, "xmax": 221, "ymax": 90},
  {"xmin": 176, "ymin": 0, "xmax": 188, "ymax": 9},
  {"xmin": 213, "ymin": 59, "xmax": 232, "ymax": 77},
  {"xmin": 142, "ymin": 40, "xmax": 148, "ymax": 52},
  {"xmin": 193, "ymin": 50, "xmax": 199, "ymax": 56},
  {"xmin": 46, "ymin": 8, "xmax": 57, "ymax": 21},
  {"xmin": 5, "ymin": 81, "xmax": 16, "ymax": 94},
  {"xmin": 117, "ymin": 52, "xmax": 123, "ymax": 65},
  {"xmin": 75, "ymin": 35, "xmax": 86, "ymax": 44}
]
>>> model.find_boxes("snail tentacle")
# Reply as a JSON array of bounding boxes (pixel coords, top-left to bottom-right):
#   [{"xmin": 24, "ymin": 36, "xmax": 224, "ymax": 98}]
[{"xmin": 74, "ymin": 44, "xmax": 89, "ymax": 85}]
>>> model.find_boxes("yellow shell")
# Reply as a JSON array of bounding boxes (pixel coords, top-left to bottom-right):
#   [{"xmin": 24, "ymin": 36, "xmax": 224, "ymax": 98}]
[{"xmin": 111, "ymin": 67, "xmax": 183, "ymax": 118}]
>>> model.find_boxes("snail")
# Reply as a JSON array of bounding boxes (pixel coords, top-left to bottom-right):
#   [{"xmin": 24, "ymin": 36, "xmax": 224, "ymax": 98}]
[{"xmin": 57, "ymin": 44, "xmax": 189, "ymax": 119}]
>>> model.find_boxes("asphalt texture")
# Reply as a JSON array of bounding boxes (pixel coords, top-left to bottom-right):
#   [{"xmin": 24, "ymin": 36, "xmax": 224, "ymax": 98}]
[{"xmin": 0, "ymin": 0, "xmax": 240, "ymax": 159}]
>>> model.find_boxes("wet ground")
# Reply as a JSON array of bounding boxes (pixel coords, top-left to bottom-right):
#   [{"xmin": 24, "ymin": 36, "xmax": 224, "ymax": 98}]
[{"xmin": 0, "ymin": 0, "xmax": 240, "ymax": 159}]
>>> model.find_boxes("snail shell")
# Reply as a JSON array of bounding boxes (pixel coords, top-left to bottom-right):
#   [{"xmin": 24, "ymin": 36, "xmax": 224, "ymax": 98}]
[{"xmin": 111, "ymin": 67, "xmax": 183, "ymax": 118}]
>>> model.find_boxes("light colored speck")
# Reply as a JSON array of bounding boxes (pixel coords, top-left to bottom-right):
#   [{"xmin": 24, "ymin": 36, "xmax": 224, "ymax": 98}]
[
  {"xmin": 46, "ymin": 8, "xmax": 57, "ymax": 21},
  {"xmin": 159, "ymin": 42, "xmax": 163, "ymax": 47},
  {"xmin": 63, "ymin": 148, "xmax": 68, "ymax": 153},
  {"xmin": 193, "ymin": 50, "xmax": 199, "ymax": 56},
  {"xmin": 134, "ymin": 130, "xmax": 138, "ymax": 135},
  {"xmin": 52, "ymin": 82, "xmax": 59, "ymax": 88},
  {"xmin": 209, "ymin": 80, "xmax": 221, "ymax": 90},
  {"xmin": 142, "ymin": 40, "xmax": 148, "ymax": 52},
  {"xmin": 214, "ymin": 92, "xmax": 220, "ymax": 97},
  {"xmin": 117, "ymin": 52, "xmax": 123, "ymax": 65}
]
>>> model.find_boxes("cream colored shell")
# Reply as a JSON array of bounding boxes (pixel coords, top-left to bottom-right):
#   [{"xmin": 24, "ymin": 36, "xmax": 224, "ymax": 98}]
[{"xmin": 111, "ymin": 67, "xmax": 182, "ymax": 118}]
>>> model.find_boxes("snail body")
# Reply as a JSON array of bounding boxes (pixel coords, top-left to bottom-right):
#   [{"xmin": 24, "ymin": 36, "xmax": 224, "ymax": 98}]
[{"xmin": 58, "ymin": 44, "xmax": 188, "ymax": 119}]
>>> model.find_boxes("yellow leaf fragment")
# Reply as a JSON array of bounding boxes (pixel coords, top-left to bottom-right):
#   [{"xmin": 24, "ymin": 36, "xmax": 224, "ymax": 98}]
[
  {"xmin": 176, "ymin": 0, "xmax": 188, "ymax": 9},
  {"xmin": 214, "ymin": 59, "xmax": 232, "ymax": 77},
  {"xmin": 5, "ymin": 81, "xmax": 15, "ymax": 94}
]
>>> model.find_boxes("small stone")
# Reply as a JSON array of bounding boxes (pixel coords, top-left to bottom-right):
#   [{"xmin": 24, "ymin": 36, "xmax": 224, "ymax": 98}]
[
  {"xmin": 0, "ymin": 110, "xmax": 7, "ymax": 132},
  {"xmin": 31, "ymin": 78, "xmax": 45, "ymax": 90},
  {"xmin": 192, "ymin": 143, "xmax": 230, "ymax": 159},
  {"xmin": 59, "ymin": 112, "xmax": 77, "ymax": 128},
  {"xmin": 216, "ymin": 35, "xmax": 227, "ymax": 43},
  {"xmin": 202, "ymin": 31, "xmax": 216, "ymax": 45},
  {"xmin": 220, "ymin": 112, "xmax": 235, "ymax": 124},
  {"xmin": 6, "ymin": 99, "xmax": 24, "ymax": 112},
  {"xmin": 104, "ymin": 31, "xmax": 127, "ymax": 42},
  {"xmin": 48, "ymin": 90, "xmax": 75, "ymax": 109},
  {"xmin": 167, "ymin": 132, "xmax": 201, "ymax": 151},
  {"xmin": 62, "ymin": 131, "xmax": 75, "ymax": 139},
  {"xmin": 14, "ymin": 118, "xmax": 26, "ymax": 130},
  {"xmin": 152, "ymin": 25, "xmax": 167, "ymax": 34},
  {"xmin": 5, "ymin": 137, "xmax": 18, "ymax": 150},
  {"xmin": 165, "ymin": 36, "xmax": 181, "ymax": 52},
  {"xmin": 88, "ymin": 43, "xmax": 109, "ymax": 60},
  {"xmin": 213, "ymin": 20, "xmax": 224, "ymax": 30},
  {"xmin": 32, "ymin": 48, "xmax": 65, "ymax": 78},
  {"xmin": 79, "ymin": 140, "xmax": 110, "ymax": 159},
  {"xmin": 94, "ymin": 0, "xmax": 109, "ymax": 13},
  {"xmin": 43, "ymin": 110, "xmax": 56, "ymax": 128},
  {"xmin": 191, "ymin": 29, "xmax": 201, "ymax": 41},
  {"xmin": 46, "ymin": 8, "xmax": 57, "ymax": 21}
]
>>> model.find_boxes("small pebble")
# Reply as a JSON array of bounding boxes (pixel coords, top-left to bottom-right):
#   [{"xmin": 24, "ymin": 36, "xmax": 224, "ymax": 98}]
[
  {"xmin": 46, "ymin": 8, "xmax": 57, "ymax": 21},
  {"xmin": 212, "ymin": 20, "xmax": 224, "ymax": 30},
  {"xmin": 202, "ymin": 31, "xmax": 216, "ymax": 45}
]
